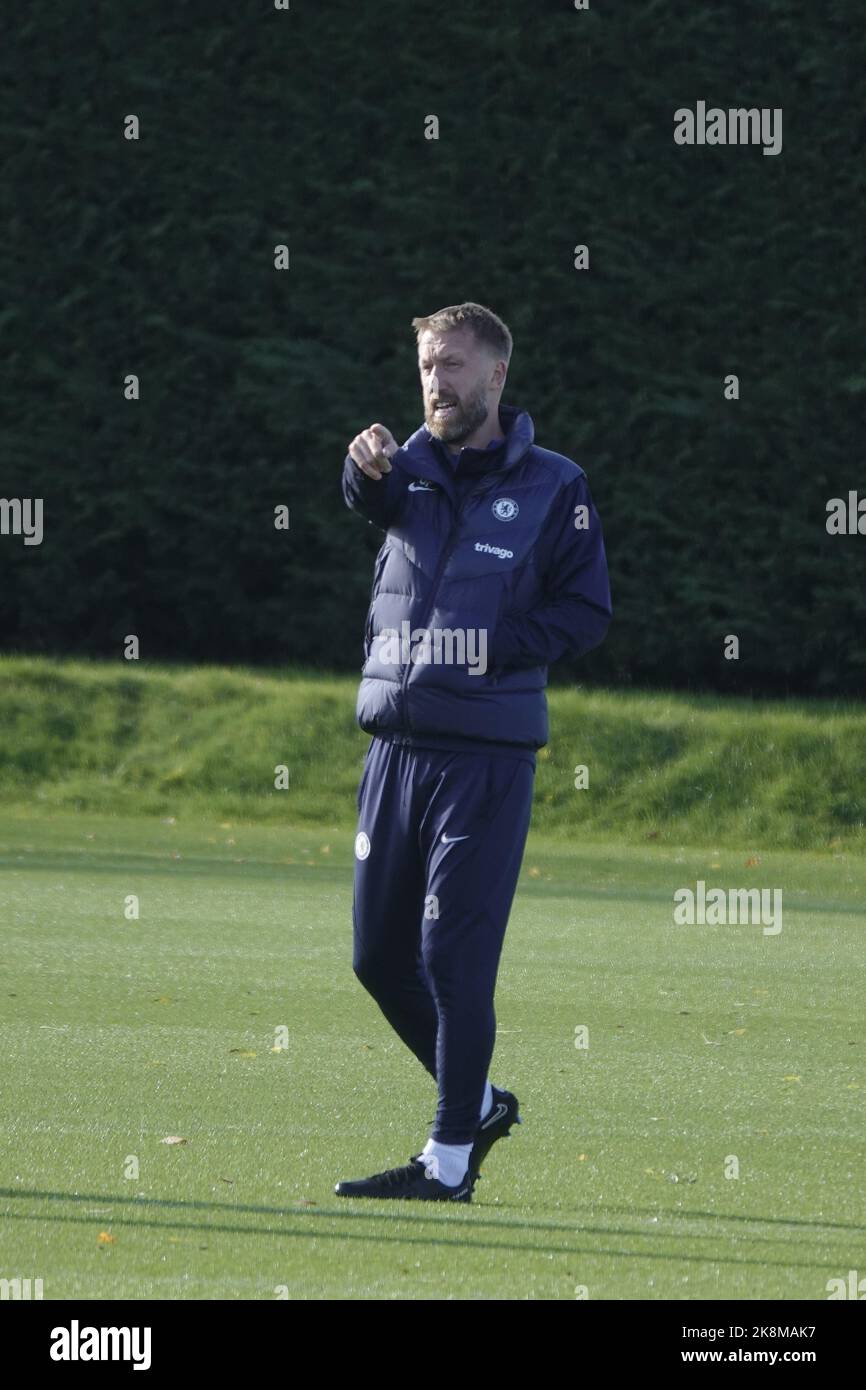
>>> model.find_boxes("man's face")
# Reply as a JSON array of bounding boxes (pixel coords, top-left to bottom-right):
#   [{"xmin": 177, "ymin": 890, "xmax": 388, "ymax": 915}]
[{"xmin": 418, "ymin": 328, "xmax": 500, "ymax": 445}]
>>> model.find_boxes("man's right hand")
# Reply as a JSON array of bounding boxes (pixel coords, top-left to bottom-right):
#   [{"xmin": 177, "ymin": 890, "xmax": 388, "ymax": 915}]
[{"xmin": 347, "ymin": 423, "xmax": 398, "ymax": 481}]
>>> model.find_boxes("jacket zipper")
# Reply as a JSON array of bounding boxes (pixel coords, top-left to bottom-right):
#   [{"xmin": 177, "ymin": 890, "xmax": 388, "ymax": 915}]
[{"xmin": 399, "ymin": 475, "xmax": 503, "ymax": 735}]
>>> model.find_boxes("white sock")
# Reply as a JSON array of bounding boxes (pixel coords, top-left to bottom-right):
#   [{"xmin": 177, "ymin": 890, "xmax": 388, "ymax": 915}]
[
  {"xmin": 416, "ymin": 1081, "xmax": 496, "ymax": 1186},
  {"xmin": 479, "ymin": 1079, "xmax": 493, "ymax": 1122},
  {"xmin": 419, "ymin": 1138, "xmax": 472, "ymax": 1187}
]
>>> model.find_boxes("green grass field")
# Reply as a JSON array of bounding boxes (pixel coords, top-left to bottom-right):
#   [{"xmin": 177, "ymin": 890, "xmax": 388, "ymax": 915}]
[
  {"xmin": 2, "ymin": 656, "xmax": 865, "ymax": 849},
  {"xmin": 2, "ymin": 810, "xmax": 863, "ymax": 1300}
]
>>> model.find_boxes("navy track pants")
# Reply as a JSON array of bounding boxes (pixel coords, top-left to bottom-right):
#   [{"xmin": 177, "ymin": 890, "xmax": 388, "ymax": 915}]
[{"xmin": 352, "ymin": 736, "xmax": 535, "ymax": 1144}]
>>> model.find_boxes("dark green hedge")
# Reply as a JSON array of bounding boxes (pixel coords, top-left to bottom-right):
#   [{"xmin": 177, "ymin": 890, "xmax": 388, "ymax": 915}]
[{"xmin": 2, "ymin": 0, "xmax": 863, "ymax": 693}]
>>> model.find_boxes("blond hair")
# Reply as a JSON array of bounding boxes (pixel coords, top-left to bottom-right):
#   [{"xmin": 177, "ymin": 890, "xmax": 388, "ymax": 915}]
[{"xmin": 411, "ymin": 302, "xmax": 513, "ymax": 365}]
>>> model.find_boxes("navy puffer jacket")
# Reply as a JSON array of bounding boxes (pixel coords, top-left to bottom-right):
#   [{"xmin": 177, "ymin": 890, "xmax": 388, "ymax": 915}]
[{"xmin": 342, "ymin": 404, "xmax": 612, "ymax": 752}]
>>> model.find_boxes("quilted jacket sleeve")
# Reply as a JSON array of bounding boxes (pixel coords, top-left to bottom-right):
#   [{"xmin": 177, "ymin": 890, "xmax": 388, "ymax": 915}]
[
  {"xmin": 341, "ymin": 449, "xmax": 408, "ymax": 532},
  {"xmin": 490, "ymin": 472, "xmax": 612, "ymax": 672}
]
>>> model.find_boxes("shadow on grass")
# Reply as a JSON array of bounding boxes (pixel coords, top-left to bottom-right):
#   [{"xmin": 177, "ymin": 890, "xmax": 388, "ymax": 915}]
[{"xmin": 1, "ymin": 1188, "xmax": 861, "ymax": 1269}]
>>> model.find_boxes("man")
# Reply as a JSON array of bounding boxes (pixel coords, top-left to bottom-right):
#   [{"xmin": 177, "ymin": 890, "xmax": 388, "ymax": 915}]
[{"xmin": 337, "ymin": 302, "xmax": 612, "ymax": 1202}]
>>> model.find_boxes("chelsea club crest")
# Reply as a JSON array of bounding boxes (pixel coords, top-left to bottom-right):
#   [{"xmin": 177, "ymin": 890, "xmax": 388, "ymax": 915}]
[{"xmin": 492, "ymin": 497, "xmax": 519, "ymax": 521}]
